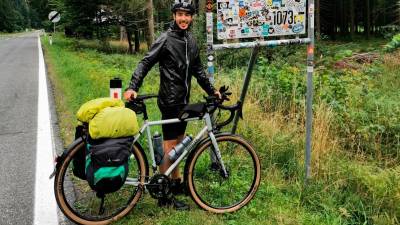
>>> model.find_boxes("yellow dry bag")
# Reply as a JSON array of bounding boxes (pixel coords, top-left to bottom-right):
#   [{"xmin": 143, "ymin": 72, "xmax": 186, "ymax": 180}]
[
  {"xmin": 89, "ymin": 107, "xmax": 139, "ymax": 139},
  {"xmin": 76, "ymin": 98, "xmax": 124, "ymax": 122}
]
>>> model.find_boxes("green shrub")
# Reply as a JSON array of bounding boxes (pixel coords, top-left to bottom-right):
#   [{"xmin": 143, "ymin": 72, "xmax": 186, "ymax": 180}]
[
  {"xmin": 384, "ymin": 33, "xmax": 400, "ymax": 52},
  {"xmin": 253, "ymin": 57, "xmax": 306, "ymax": 112}
]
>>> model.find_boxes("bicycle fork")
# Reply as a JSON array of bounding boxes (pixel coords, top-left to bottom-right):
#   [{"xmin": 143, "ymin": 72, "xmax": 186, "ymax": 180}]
[{"xmin": 205, "ymin": 114, "xmax": 229, "ymax": 178}]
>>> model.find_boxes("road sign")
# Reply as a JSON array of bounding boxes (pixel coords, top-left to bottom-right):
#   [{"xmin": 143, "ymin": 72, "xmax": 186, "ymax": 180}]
[
  {"xmin": 48, "ymin": 11, "xmax": 60, "ymax": 23},
  {"xmin": 216, "ymin": 0, "xmax": 306, "ymax": 40}
]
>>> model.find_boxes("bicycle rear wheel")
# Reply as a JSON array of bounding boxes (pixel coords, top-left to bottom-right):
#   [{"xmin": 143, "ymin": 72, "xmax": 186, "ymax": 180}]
[
  {"xmin": 54, "ymin": 140, "xmax": 147, "ymax": 225},
  {"xmin": 186, "ymin": 134, "xmax": 261, "ymax": 213}
]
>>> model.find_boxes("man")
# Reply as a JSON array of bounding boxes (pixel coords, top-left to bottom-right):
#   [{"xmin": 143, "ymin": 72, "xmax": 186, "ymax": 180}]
[{"xmin": 124, "ymin": 0, "xmax": 221, "ymax": 210}]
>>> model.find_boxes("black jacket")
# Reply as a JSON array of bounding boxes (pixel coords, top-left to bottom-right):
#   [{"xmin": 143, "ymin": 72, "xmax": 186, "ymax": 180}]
[{"xmin": 128, "ymin": 23, "xmax": 215, "ymax": 108}]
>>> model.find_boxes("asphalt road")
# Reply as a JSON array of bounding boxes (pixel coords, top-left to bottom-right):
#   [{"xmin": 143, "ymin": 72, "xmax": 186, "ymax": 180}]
[
  {"xmin": 0, "ymin": 32, "xmax": 70, "ymax": 225},
  {"xmin": 0, "ymin": 32, "xmax": 40, "ymax": 225}
]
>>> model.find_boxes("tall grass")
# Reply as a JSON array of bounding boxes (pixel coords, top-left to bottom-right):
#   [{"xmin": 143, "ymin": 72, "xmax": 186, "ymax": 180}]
[{"xmin": 42, "ymin": 34, "xmax": 400, "ymax": 224}]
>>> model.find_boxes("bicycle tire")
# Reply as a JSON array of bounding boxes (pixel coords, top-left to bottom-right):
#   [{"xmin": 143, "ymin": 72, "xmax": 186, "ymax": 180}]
[
  {"xmin": 186, "ymin": 134, "xmax": 261, "ymax": 213},
  {"xmin": 54, "ymin": 139, "xmax": 147, "ymax": 225}
]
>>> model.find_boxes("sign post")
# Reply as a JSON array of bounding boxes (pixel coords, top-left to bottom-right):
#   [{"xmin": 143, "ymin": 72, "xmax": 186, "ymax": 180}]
[
  {"xmin": 48, "ymin": 11, "xmax": 61, "ymax": 45},
  {"xmin": 206, "ymin": 0, "xmax": 215, "ymax": 84},
  {"xmin": 206, "ymin": 0, "xmax": 314, "ymax": 183},
  {"xmin": 305, "ymin": 1, "xmax": 315, "ymax": 182}
]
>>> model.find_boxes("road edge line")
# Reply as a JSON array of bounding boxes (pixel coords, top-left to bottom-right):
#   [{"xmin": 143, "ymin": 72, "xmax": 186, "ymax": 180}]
[{"xmin": 33, "ymin": 34, "xmax": 59, "ymax": 225}]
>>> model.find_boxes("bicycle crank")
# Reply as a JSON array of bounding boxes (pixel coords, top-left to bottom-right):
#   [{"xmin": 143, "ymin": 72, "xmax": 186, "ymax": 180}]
[{"xmin": 147, "ymin": 174, "xmax": 172, "ymax": 199}]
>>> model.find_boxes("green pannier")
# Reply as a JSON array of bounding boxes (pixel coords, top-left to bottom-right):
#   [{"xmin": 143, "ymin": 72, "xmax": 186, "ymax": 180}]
[
  {"xmin": 85, "ymin": 137, "xmax": 132, "ymax": 195},
  {"xmin": 71, "ymin": 97, "xmax": 140, "ymax": 196}
]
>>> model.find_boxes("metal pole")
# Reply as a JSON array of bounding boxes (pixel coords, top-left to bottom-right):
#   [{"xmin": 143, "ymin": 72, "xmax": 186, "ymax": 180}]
[
  {"xmin": 206, "ymin": 0, "xmax": 215, "ymax": 84},
  {"xmin": 305, "ymin": 1, "xmax": 315, "ymax": 183},
  {"xmin": 213, "ymin": 38, "xmax": 311, "ymax": 50},
  {"xmin": 231, "ymin": 43, "xmax": 260, "ymax": 134},
  {"xmin": 205, "ymin": 1, "xmax": 217, "ymax": 164}
]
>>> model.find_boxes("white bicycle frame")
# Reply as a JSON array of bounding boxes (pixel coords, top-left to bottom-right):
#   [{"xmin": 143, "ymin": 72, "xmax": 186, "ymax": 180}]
[{"xmin": 125, "ymin": 111, "xmax": 227, "ymax": 186}]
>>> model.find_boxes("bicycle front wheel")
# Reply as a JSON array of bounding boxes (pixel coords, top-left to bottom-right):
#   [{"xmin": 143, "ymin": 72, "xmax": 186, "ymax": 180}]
[
  {"xmin": 186, "ymin": 134, "xmax": 261, "ymax": 213},
  {"xmin": 54, "ymin": 140, "xmax": 147, "ymax": 225}
]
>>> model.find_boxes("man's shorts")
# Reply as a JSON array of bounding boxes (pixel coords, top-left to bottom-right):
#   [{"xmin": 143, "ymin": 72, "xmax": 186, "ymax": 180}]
[{"xmin": 159, "ymin": 105, "xmax": 187, "ymax": 140}]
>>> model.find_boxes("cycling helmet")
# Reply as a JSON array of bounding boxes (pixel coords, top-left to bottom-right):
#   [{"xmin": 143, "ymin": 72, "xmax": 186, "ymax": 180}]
[{"xmin": 171, "ymin": 0, "xmax": 195, "ymax": 14}]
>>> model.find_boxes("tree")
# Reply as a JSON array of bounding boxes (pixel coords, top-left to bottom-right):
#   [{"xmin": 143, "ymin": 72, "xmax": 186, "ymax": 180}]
[
  {"xmin": 112, "ymin": 0, "xmax": 147, "ymax": 53},
  {"xmin": 29, "ymin": 0, "xmax": 51, "ymax": 28},
  {"xmin": 316, "ymin": 0, "xmax": 321, "ymax": 40},
  {"xmin": 350, "ymin": 0, "xmax": 355, "ymax": 39},
  {"xmin": 52, "ymin": 0, "xmax": 99, "ymax": 38},
  {"xmin": 366, "ymin": 0, "xmax": 371, "ymax": 38},
  {"xmin": 0, "ymin": 0, "xmax": 19, "ymax": 32},
  {"xmin": 146, "ymin": 0, "xmax": 155, "ymax": 48},
  {"xmin": 0, "ymin": 0, "xmax": 31, "ymax": 32}
]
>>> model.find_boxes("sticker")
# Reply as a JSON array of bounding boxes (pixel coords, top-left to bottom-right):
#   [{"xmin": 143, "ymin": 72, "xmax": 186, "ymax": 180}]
[
  {"xmin": 216, "ymin": 0, "xmax": 306, "ymax": 40},
  {"xmin": 310, "ymin": 14, "xmax": 314, "ymax": 29},
  {"xmin": 228, "ymin": 29, "xmax": 237, "ymax": 38},
  {"xmin": 207, "ymin": 62, "xmax": 214, "ymax": 67},
  {"xmin": 207, "ymin": 34, "xmax": 214, "ymax": 43},
  {"xmin": 206, "ymin": 0, "xmax": 213, "ymax": 12},
  {"xmin": 285, "ymin": 0, "xmax": 299, "ymax": 7},
  {"xmin": 292, "ymin": 24, "xmax": 304, "ymax": 33},
  {"xmin": 217, "ymin": 22, "xmax": 224, "ymax": 30},
  {"xmin": 269, "ymin": 40, "xmax": 278, "ymax": 47},
  {"xmin": 206, "ymin": 13, "xmax": 213, "ymax": 26},
  {"xmin": 218, "ymin": 33, "xmax": 226, "ymax": 39},
  {"xmin": 296, "ymin": 5, "xmax": 305, "ymax": 12},
  {"xmin": 208, "ymin": 66, "xmax": 215, "ymax": 74},
  {"xmin": 295, "ymin": 14, "xmax": 305, "ymax": 23},
  {"xmin": 282, "ymin": 23, "xmax": 289, "ymax": 30},
  {"xmin": 307, "ymin": 66, "xmax": 314, "ymax": 73},
  {"xmin": 274, "ymin": 25, "xmax": 283, "ymax": 33},
  {"xmin": 307, "ymin": 45, "xmax": 314, "ymax": 54},
  {"xmin": 269, "ymin": 27, "xmax": 275, "ymax": 34},
  {"xmin": 218, "ymin": 1, "xmax": 229, "ymax": 9},
  {"xmin": 239, "ymin": 8, "xmax": 246, "ymax": 17},
  {"xmin": 272, "ymin": 0, "xmax": 282, "ymax": 7},
  {"xmin": 262, "ymin": 24, "xmax": 270, "ymax": 36},
  {"xmin": 309, "ymin": 3, "xmax": 314, "ymax": 14}
]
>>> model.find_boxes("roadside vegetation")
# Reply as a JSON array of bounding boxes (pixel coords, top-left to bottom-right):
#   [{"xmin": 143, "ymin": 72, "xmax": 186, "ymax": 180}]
[{"xmin": 42, "ymin": 33, "xmax": 400, "ymax": 225}]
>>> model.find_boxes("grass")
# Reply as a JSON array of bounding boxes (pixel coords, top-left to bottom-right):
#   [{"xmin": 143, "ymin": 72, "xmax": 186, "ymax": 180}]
[{"xmin": 42, "ymin": 33, "xmax": 400, "ymax": 224}]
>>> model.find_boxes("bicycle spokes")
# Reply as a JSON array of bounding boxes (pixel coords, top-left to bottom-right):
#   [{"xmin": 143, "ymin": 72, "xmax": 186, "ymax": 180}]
[{"xmin": 188, "ymin": 136, "xmax": 260, "ymax": 212}]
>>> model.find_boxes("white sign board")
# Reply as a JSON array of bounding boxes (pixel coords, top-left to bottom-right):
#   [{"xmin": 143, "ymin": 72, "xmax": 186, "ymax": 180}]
[
  {"xmin": 217, "ymin": 0, "xmax": 306, "ymax": 40},
  {"xmin": 48, "ymin": 11, "xmax": 60, "ymax": 23}
]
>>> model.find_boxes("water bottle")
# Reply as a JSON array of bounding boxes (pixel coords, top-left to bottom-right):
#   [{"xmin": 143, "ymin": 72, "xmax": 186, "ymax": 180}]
[
  {"xmin": 168, "ymin": 135, "xmax": 193, "ymax": 162},
  {"xmin": 152, "ymin": 132, "xmax": 164, "ymax": 165}
]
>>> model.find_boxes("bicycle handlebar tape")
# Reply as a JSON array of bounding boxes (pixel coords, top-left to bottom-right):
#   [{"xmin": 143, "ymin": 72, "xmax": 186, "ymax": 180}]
[{"xmin": 110, "ymin": 77, "xmax": 122, "ymax": 99}]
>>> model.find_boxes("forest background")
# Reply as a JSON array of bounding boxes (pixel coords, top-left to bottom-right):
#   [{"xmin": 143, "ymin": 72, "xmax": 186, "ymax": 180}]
[{"xmin": 2, "ymin": 0, "xmax": 400, "ymax": 224}]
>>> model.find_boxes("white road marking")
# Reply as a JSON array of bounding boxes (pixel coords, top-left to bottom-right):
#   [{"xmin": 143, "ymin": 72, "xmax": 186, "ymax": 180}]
[{"xmin": 33, "ymin": 35, "xmax": 59, "ymax": 225}]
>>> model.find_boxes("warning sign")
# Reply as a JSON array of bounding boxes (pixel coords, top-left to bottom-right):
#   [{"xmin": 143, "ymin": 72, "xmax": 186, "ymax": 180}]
[{"xmin": 216, "ymin": 0, "xmax": 306, "ymax": 40}]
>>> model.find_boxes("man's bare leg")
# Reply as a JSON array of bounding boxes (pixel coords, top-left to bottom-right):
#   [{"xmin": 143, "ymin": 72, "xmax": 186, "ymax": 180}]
[
  {"xmin": 158, "ymin": 135, "xmax": 188, "ymax": 210},
  {"xmin": 159, "ymin": 134, "xmax": 184, "ymax": 179}
]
